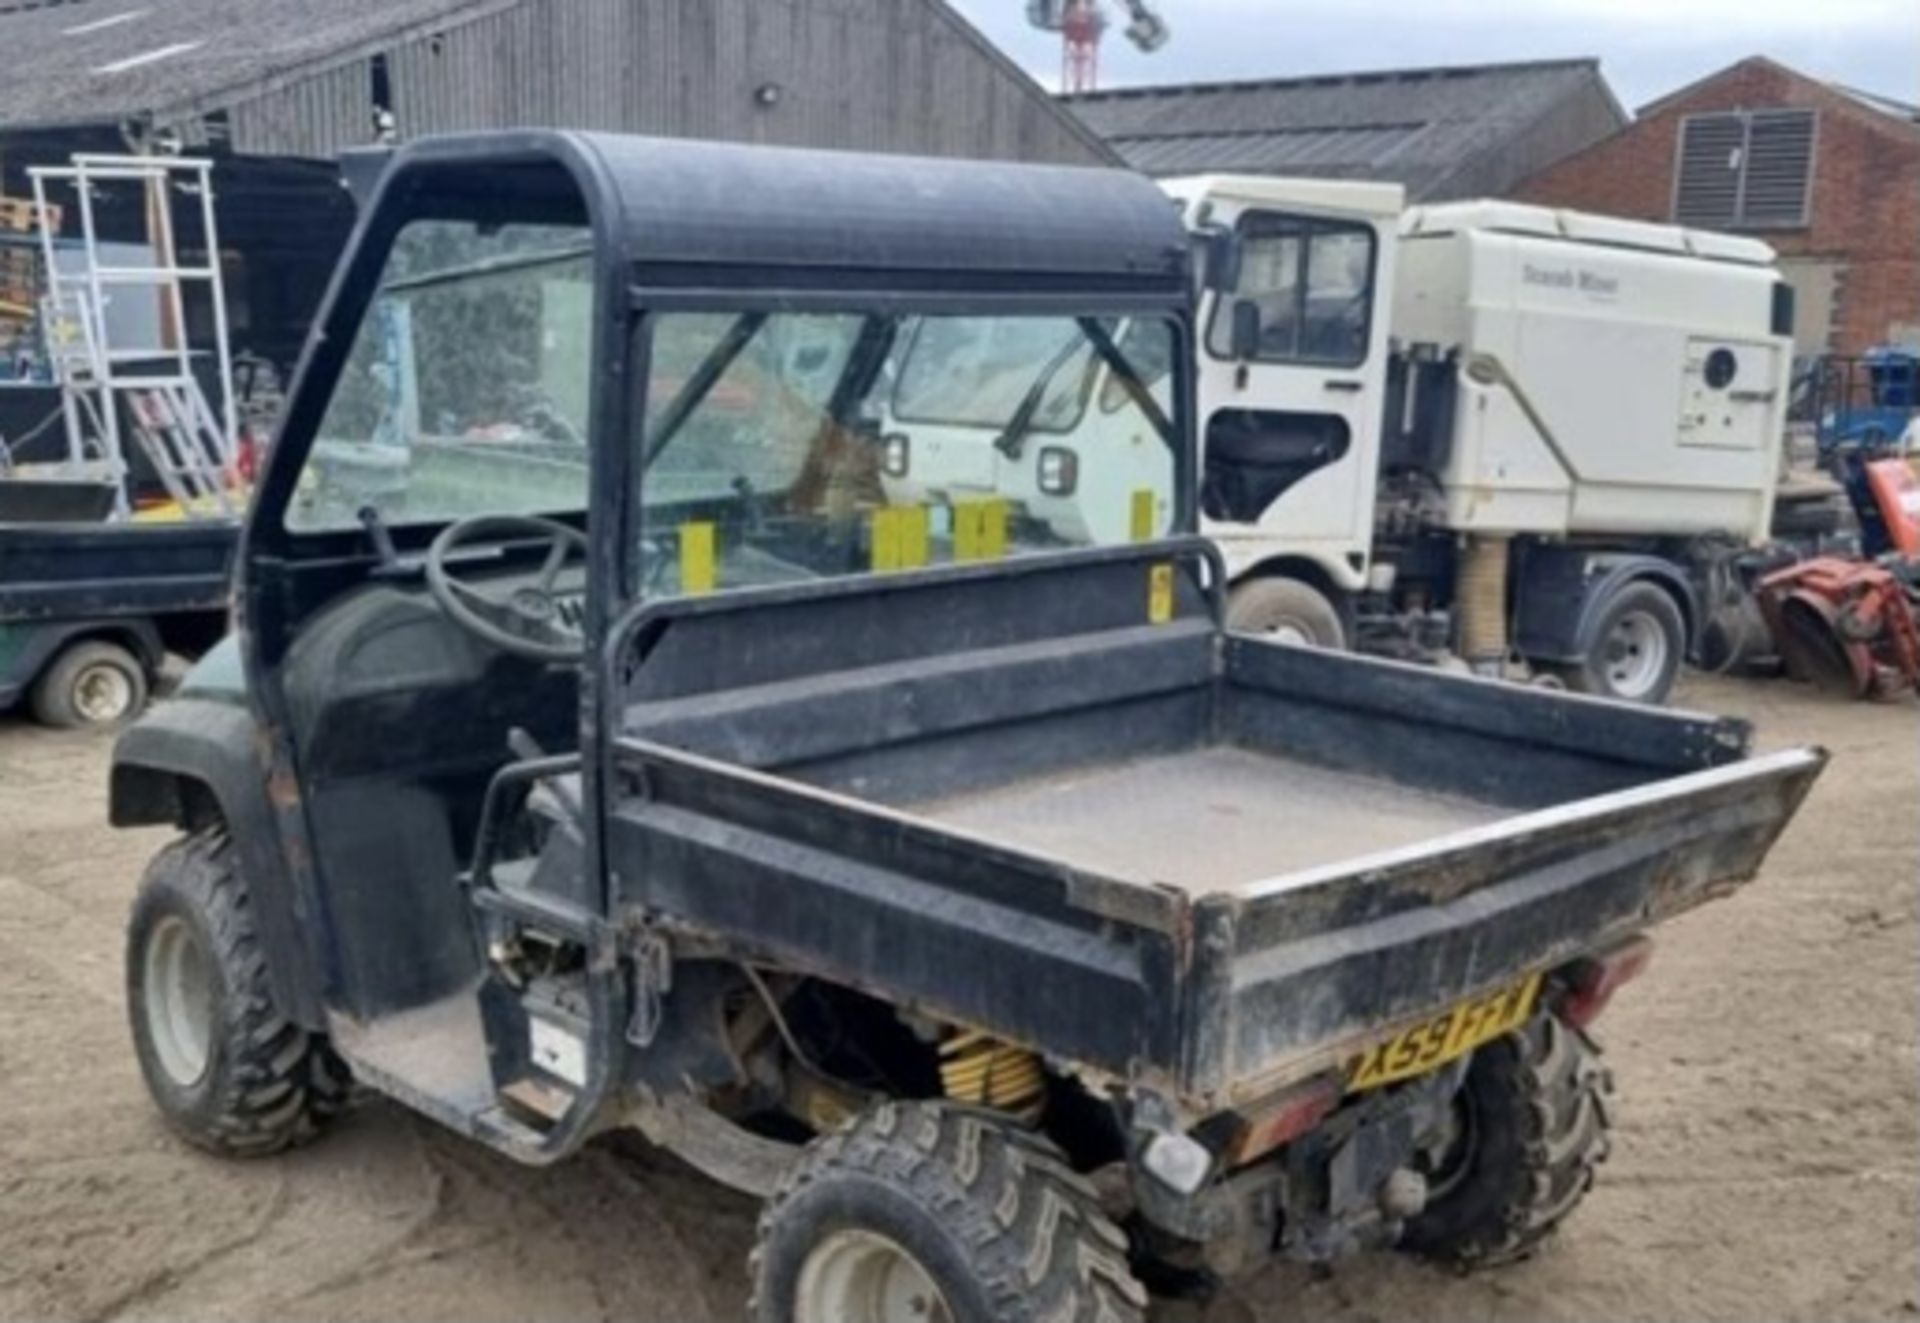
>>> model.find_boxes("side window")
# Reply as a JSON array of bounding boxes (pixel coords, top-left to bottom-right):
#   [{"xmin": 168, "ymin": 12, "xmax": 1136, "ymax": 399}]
[{"xmin": 1206, "ymin": 213, "xmax": 1375, "ymax": 368}]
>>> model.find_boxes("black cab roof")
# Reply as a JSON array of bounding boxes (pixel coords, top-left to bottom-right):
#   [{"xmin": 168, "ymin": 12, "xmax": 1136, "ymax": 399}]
[{"xmin": 354, "ymin": 130, "xmax": 1191, "ymax": 290}]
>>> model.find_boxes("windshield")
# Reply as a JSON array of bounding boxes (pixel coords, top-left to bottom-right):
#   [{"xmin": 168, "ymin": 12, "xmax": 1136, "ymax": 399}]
[
  {"xmin": 638, "ymin": 312, "xmax": 1179, "ymax": 597},
  {"xmin": 287, "ymin": 219, "xmax": 592, "ymax": 531}
]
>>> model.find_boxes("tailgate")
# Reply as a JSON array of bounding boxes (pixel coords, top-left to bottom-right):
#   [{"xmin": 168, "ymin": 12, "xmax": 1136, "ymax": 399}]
[{"xmin": 1183, "ymin": 746, "xmax": 1824, "ymax": 1105}]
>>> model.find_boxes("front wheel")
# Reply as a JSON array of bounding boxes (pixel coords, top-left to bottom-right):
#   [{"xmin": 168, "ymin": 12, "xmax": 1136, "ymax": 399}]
[
  {"xmin": 1553, "ymin": 581, "xmax": 1686, "ymax": 705},
  {"xmin": 126, "ymin": 830, "xmax": 350, "ymax": 1156},
  {"xmin": 1400, "ymin": 1013, "xmax": 1613, "ymax": 1268},
  {"xmin": 751, "ymin": 1102, "xmax": 1146, "ymax": 1323}
]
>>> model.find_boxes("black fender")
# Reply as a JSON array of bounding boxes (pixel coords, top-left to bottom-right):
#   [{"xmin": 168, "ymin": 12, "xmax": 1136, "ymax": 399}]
[
  {"xmin": 1512, "ymin": 546, "xmax": 1697, "ymax": 665},
  {"xmin": 109, "ymin": 697, "xmax": 324, "ymax": 1029},
  {"xmin": 0, "ymin": 617, "xmax": 164, "ymax": 707}
]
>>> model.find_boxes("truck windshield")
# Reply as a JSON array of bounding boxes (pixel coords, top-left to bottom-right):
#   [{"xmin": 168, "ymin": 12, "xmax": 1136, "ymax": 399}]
[
  {"xmin": 637, "ymin": 312, "xmax": 1179, "ymax": 597},
  {"xmin": 287, "ymin": 219, "xmax": 593, "ymax": 531}
]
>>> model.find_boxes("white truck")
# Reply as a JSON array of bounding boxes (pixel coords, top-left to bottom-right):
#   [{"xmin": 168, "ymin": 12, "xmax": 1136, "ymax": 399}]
[{"xmin": 881, "ymin": 175, "xmax": 1795, "ymax": 703}]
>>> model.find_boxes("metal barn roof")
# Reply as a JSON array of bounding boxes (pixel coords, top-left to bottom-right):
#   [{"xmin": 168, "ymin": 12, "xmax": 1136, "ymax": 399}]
[
  {"xmin": 0, "ymin": 0, "xmax": 1113, "ymax": 167},
  {"xmin": 1064, "ymin": 58, "xmax": 1627, "ymax": 200},
  {"xmin": 0, "ymin": 0, "xmax": 484, "ymax": 131}
]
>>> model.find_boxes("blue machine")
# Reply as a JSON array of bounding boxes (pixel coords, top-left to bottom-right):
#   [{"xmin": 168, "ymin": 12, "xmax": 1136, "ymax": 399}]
[
  {"xmin": 1811, "ymin": 345, "xmax": 1919, "ymax": 459},
  {"xmin": 1801, "ymin": 346, "xmax": 1919, "ymax": 557}
]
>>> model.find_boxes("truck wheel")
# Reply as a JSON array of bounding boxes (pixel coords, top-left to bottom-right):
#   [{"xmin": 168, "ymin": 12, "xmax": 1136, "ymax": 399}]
[
  {"xmin": 1228, "ymin": 577, "xmax": 1347, "ymax": 649},
  {"xmin": 1400, "ymin": 1013, "xmax": 1612, "ymax": 1269},
  {"xmin": 751, "ymin": 1101, "xmax": 1147, "ymax": 1323},
  {"xmin": 1558, "ymin": 581, "xmax": 1685, "ymax": 704},
  {"xmin": 30, "ymin": 639, "xmax": 148, "ymax": 729},
  {"xmin": 126, "ymin": 830, "xmax": 350, "ymax": 1156}
]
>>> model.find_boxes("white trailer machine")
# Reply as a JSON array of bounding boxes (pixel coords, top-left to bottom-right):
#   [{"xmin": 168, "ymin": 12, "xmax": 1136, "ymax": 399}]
[{"xmin": 880, "ymin": 176, "xmax": 1795, "ymax": 703}]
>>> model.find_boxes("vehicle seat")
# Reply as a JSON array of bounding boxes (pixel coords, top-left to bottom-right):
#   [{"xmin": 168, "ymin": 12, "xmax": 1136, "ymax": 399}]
[{"xmin": 280, "ymin": 584, "xmax": 578, "ymax": 1017}]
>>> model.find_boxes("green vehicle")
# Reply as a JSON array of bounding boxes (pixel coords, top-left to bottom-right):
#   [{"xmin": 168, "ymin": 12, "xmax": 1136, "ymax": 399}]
[
  {"xmin": 108, "ymin": 131, "xmax": 1822, "ymax": 1322},
  {"xmin": 0, "ymin": 519, "xmax": 231, "ymax": 728}
]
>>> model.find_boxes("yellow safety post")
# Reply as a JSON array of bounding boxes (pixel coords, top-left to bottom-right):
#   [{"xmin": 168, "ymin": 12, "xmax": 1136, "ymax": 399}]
[
  {"xmin": 1130, "ymin": 488, "xmax": 1157, "ymax": 542},
  {"xmin": 871, "ymin": 505, "xmax": 930, "ymax": 572},
  {"xmin": 680, "ymin": 521, "xmax": 717, "ymax": 594},
  {"xmin": 952, "ymin": 498, "xmax": 1009, "ymax": 562}
]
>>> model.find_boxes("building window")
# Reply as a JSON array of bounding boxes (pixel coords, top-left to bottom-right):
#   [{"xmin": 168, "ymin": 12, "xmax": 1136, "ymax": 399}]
[{"xmin": 1674, "ymin": 109, "xmax": 1817, "ymax": 230}]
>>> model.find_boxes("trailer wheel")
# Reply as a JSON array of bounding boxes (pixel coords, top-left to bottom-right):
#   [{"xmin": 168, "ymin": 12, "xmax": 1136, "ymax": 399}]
[
  {"xmin": 30, "ymin": 639, "xmax": 148, "ymax": 729},
  {"xmin": 751, "ymin": 1101, "xmax": 1147, "ymax": 1323},
  {"xmin": 126, "ymin": 829, "xmax": 350, "ymax": 1156},
  {"xmin": 1228, "ymin": 576, "xmax": 1347, "ymax": 649},
  {"xmin": 1400, "ymin": 1013, "xmax": 1612, "ymax": 1269},
  {"xmin": 1558, "ymin": 581, "xmax": 1685, "ymax": 704}
]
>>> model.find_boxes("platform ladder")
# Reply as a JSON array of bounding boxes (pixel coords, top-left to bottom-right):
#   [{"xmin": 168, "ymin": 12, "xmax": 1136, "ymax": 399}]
[{"xmin": 29, "ymin": 155, "xmax": 239, "ymax": 519}]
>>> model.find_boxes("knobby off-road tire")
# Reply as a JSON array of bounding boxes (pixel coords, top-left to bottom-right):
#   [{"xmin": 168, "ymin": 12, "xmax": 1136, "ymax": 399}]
[
  {"xmin": 1401, "ymin": 1012, "xmax": 1613, "ymax": 1268},
  {"xmin": 126, "ymin": 829, "xmax": 350, "ymax": 1156},
  {"xmin": 751, "ymin": 1101, "xmax": 1148, "ymax": 1323}
]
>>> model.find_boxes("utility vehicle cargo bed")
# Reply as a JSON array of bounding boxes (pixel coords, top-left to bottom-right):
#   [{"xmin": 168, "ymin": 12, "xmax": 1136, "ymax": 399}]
[
  {"xmin": 604, "ymin": 544, "xmax": 1824, "ymax": 1111},
  {"xmin": 0, "ymin": 519, "xmax": 237, "ymax": 620},
  {"xmin": 922, "ymin": 748, "xmax": 1500, "ymax": 892}
]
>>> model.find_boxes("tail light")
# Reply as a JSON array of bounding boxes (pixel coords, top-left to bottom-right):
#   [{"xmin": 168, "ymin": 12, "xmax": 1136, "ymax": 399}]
[{"xmin": 1556, "ymin": 936, "xmax": 1653, "ymax": 1030}]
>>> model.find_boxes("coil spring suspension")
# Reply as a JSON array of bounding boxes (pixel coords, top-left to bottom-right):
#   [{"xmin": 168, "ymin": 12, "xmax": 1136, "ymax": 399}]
[{"xmin": 938, "ymin": 1029, "xmax": 1046, "ymax": 1120}]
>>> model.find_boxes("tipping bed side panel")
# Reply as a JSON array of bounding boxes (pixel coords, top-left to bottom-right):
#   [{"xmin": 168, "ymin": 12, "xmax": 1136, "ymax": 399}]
[{"xmin": 1224, "ymin": 636, "xmax": 1753, "ymax": 810}]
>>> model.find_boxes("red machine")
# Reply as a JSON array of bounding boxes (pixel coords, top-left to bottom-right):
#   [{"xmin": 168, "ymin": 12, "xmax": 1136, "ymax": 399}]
[{"xmin": 1759, "ymin": 459, "xmax": 1920, "ymax": 700}]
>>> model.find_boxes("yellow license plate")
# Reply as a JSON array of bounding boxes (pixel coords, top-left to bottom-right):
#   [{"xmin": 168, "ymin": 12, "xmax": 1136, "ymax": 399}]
[{"xmin": 1345, "ymin": 972, "xmax": 1543, "ymax": 1093}]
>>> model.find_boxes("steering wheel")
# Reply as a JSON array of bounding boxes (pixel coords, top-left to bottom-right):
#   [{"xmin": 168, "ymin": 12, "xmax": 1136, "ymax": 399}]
[{"xmin": 425, "ymin": 514, "xmax": 589, "ymax": 663}]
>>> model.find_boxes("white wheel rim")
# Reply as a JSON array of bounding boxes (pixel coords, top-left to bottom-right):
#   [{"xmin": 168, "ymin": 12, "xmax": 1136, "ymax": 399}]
[
  {"xmin": 144, "ymin": 915, "xmax": 215, "ymax": 1086},
  {"xmin": 72, "ymin": 661, "xmax": 135, "ymax": 723},
  {"xmin": 1602, "ymin": 609, "xmax": 1669, "ymax": 699},
  {"xmin": 795, "ymin": 1229, "xmax": 953, "ymax": 1323},
  {"xmin": 1266, "ymin": 621, "xmax": 1312, "ymax": 646}
]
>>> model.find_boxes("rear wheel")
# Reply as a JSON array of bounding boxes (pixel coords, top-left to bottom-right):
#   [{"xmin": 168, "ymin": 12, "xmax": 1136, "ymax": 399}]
[
  {"xmin": 1555, "ymin": 581, "xmax": 1685, "ymax": 704},
  {"xmin": 751, "ymin": 1101, "xmax": 1146, "ymax": 1323},
  {"xmin": 1400, "ymin": 1012, "xmax": 1612, "ymax": 1268},
  {"xmin": 1227, "ymin": 576, "xmax": 1347, "ymax": 649},
  {"xmin": 126, "ymin": 829, "xmax": 350, "ymax": 1156},
  {"xmin": 30, "ymin": 639, "xmax": 148, "ymax": 730}
]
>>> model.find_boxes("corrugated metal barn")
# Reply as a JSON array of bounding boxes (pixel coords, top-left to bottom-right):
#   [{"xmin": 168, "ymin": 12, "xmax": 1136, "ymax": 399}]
[
  {"xmin": 1064, "ymin": 59, "xmax": 1626, "ymax": 201},
  {"xmin": 0, "ymin": 0, "xmax": 1112, "ymax": 164},
  {"xmin": 0, "ymin": 0, "xmax": 1110, "ymax": 448}
]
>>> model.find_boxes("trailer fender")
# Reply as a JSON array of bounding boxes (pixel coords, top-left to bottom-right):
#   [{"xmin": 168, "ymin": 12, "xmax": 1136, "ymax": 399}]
[
  {"xmin": 1512, "ymin": 548, "xmax": 1697, "ymax": 665},
  {"xmin": 110, "ymin": 696, "xmax": 323, "ymax": 1028}
]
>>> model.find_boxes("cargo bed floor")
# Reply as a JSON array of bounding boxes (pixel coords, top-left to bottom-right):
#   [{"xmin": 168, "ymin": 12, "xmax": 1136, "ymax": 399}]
[{"xmin": 919, "ymin": 746, "xmax": 1499, "ymax": 893}]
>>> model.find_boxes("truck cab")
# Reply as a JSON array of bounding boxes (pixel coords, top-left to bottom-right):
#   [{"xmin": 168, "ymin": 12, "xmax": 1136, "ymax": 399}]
[{"xmin": 1164, "ymin": 174, "xmax": 1404, "ymax": 608}]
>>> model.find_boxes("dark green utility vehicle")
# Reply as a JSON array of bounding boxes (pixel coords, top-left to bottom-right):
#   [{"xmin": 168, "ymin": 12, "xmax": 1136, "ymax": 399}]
[{"xmin": 110, "ymin": 131, "xmax": 1822, "ymax": 1322}]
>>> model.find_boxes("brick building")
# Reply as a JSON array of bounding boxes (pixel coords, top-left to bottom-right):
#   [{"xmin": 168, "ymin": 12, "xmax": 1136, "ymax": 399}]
[{"xmin": 1516, "ymin": 57, "xmax": 1920, "ymax": 358}]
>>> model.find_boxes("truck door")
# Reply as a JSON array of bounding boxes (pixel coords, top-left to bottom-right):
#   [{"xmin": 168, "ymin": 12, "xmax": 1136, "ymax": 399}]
[{"xmin": 1196, "ymin": 208, "xmax": 1395, "ymax": 588}]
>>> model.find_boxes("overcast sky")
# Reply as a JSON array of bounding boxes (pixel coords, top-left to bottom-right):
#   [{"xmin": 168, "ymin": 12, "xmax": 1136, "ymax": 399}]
[{"xmin": 946, "ymin": 0, "xmax": 1920, "ymax": 110}]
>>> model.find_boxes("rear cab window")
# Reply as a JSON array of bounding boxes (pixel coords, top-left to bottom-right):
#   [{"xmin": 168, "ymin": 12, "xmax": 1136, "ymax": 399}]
[{"xmin": 634, "ymin": 312, "xmax": 1181, "ymax": 598}]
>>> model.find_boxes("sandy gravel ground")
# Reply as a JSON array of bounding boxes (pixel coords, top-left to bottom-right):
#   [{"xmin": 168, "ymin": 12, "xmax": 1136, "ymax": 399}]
[{"xmin": 0, "ymin": 673, "xmax": 1914, "ymax": 1322}]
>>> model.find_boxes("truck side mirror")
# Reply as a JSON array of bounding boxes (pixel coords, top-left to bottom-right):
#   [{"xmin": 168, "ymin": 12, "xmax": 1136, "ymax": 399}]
[
  {"xmin": 1230, "ymin": 300, "xmax": 1262, "ymax": 361},
  {"xmin": 1200, "ymin": 227, "xmax": 1242, "ymax": 293}
]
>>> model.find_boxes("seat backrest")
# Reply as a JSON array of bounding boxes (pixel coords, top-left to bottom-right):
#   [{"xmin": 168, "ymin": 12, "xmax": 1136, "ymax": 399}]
[{"xmin": 1865, "ymin": 458, "xmax": 1920, "ymax": 558}]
